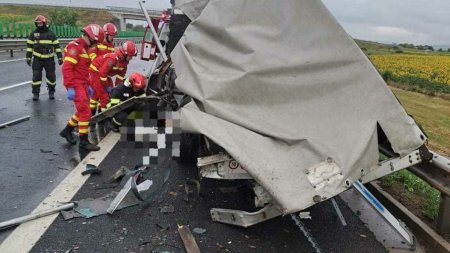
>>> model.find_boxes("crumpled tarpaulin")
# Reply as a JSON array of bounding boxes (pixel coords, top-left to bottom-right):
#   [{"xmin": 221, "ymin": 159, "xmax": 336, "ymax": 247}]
[{"xmin": 171, "ymin": 0, "xmax": 425, "ymax": 213}]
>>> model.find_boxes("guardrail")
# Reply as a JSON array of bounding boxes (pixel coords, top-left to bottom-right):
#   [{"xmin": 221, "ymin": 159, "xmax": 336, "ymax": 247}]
[
  {"xmin": 380, "ymin": 144, "xmax": 450, "ymax": 237},
  {"xmin": 0, "ymin": 21, "xmax": 144, "ymax": 39},
  {"xmin": 0, "ymin": 38, "xmax": 143, "ymax": 57}
]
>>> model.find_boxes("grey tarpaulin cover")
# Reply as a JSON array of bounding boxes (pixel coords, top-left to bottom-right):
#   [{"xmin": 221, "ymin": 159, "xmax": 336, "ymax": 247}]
[{"xmin": 171, "ymin": 0, "xmax": 425, "ymax": 213}]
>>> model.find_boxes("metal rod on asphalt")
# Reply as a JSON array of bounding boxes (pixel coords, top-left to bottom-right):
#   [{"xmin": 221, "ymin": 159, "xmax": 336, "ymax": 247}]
[
  {"xmin": 0, "ymin": 115, "xmax": 30, "ymax": 129},
  {"xmin": 331, "ymin": 197, "xmax": 347, "ymax": 226},
  {"xmin": 0, "ymin": 203, "xmax": 75, "ymax": 231},
  {"xmin": 290, "ymin": 214, "xmax": 323, "ymax": 253},
  {"xmin": 139, "ymin": 0, "xmax": 168, "ymax": 61}
]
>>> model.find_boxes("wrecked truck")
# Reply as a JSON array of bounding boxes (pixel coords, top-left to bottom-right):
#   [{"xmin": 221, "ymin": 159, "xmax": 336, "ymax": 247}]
[{"xmin": 98, "ymin": 0, "xmax": 432, "ymax": 233}]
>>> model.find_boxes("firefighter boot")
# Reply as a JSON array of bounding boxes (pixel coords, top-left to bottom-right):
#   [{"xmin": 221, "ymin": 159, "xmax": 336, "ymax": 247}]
[
  {"xmin": 33, "ymin": 93, "xmax": 39, "ymax": 101},
  {"xmin": 59, "ymin": 125, "xmax": 77, "ymax": 145},
  {"xmin": 48, "ymin": 91, "xmax": 55, "ymax": 100},
  {"xmin": 79, "ymin": 135, "xmax": 100, "ymax": 151}
]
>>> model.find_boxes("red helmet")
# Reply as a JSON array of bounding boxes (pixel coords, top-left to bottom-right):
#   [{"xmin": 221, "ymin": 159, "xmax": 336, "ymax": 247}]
[
  {"xmin": 118, "ymin": 41, "xmax": 138, "ymax": 57},
  {"xmin": 81, "ymin": 24, "xmax": 105, "ymax": 43},
  {"xmin": 103, "ymin": 23, "xmax": 118, "ymax": 36},
  {"xmin": 128, "ymin": 72, "xmax": 146, "ymax": 90},
  {"xmin": 34, "ymin": 15, "xmax": 47, "ymax": 26}
]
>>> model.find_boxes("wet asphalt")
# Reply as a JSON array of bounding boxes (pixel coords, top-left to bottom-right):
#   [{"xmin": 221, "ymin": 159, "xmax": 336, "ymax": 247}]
[
  {"xmin": 0, "ymin": 51, "xmax": 150, "ymax": 243},
  {"xmin": 0, "ymin": 51, "xmax": 387, "ymax": 252}
]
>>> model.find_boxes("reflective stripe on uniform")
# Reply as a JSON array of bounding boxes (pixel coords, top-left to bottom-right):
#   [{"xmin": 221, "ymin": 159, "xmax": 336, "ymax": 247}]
[
  {"xmin": 80, "ymin": 53, "xmax": 89, "ymax": 59},
  {"xmin": 26, "ymin": 40, "xmax": 34, "ymax": 44},
  {"xmin": 79, "ymin": 128, "xmax": 89, "ymax": 134},
  {"xmin": 100, "ymin": 77, "xmax": 108, "ymax": 81},
  {"xmin": 89, "ymin": 53, "xmax": 97, "ymax": 60},
  {"xmin": 89, "ymin": 64, "xmax": 99, "ymax": 72},
  {"xmin": 55, "ymin": 48, "xmax": 62, "ymax": 53},
  {"xmin": 36, "ymin": 40, "xmax": 53, "ymax": 44},
  {"xmin": 32, "ymin": 81, "xmax": 42, "ymax": 86},
  {"xmin": 97, "ymin": 44, "xmax": 107, "ymax": 49},
  {"xmin": 112, "ymin": 67, "xmax": 124, "ymax": 70},
  {"xmin": 33, "ymin": 52, "xmax": 54, "ymax": 58},
  {"xmin": 108, "ymin": 47, "xmax": 115, "ymax": 51},
  {"xmin": 26, "ymin": 48, "xmax": 33, "ymax": 52},
  {"xmin": 112, "ymin": 117, "xmax": 122, "ymax": 126},
  {"xmin": 78, "ymin": 121, "xmax": 89, "ymax": 126},
  {"xmin": 68, "ymin": 119, "xmax": 78, "ymax": 127},
  {"xmin": 116, "ymin": 75, "xmax": 125, "ymax": 80},
  {"xmin": 52, "ymin": 40, "xmax": 60, "ymax": 45},
  {"xmin": 110, "ymin": 98, "xmax": 121, "ymax": 105},
  {"xmin": 72, "ymin": 115, "xmax": 79, "ymax": 121},
  {"xmin": 47, "ymin": 80, "xmax": 56, "ymax": 85},
  {"xmin": 64, "ymin": 57, "xmax": 78, "ymax": 64}
]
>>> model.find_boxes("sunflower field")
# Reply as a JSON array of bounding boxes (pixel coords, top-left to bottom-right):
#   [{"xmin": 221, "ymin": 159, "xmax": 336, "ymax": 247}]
[{"xmin": 368, "ymin": 54, "xmax": 450, "ymax": 94}]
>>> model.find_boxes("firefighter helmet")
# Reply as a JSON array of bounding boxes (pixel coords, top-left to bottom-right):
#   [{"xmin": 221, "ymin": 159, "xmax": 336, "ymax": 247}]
[
  {"xmin": 129, "ymin": 72, "xmax": 146, "ymax": 90},
  {"xmin": 118, "ymin": 41, "xmax": 138, "ymax": 57},
  {"xmin": 103, "ymin": 23, "xmax": 118, "ymax": 36},
  {"xmin": 34, "ymin": 15, "xmax": 47, "ymax": 27},
  {"xmin": 81, "ymin": 24, "xmax": 105, "ymax": 43}
]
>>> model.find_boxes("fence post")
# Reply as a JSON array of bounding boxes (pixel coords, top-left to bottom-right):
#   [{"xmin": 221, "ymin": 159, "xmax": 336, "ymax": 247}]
[{"xmin": 0, "ymin": 22, "xmax": 3, "ymax": 39}]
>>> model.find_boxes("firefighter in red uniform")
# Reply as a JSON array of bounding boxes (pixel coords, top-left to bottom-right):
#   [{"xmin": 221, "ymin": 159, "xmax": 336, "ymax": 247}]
[
  {"xmin": 89, "ymin": 41, "xmax": 138, "ymax": 112},
  {"xmin": 107, "ymin": 72, "xmax": 147, "ymax": 132},
  {"xmin": 59, "ymin": 24, "xmax": 105, "ymax": 151},
  {"xmin": 88, "ymin": 23, "xmax": 118, "ymax": 113}
]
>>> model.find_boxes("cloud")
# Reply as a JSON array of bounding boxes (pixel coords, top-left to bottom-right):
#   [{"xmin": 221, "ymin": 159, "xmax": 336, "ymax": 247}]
[{"xmin": 373, "ymin": 26, "xmax": 414, "ymax": 37}]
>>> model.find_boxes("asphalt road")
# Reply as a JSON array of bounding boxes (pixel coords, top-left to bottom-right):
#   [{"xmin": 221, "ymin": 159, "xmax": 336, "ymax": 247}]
[
  {"xmin": 0, "ymin": 50, "xmax": 404, "ymax": 252},
  {"xmin": 31, "ymin": 141, "xmax": 387, "ymax": 253},
  {"xmin": 0, "ymin": 50, "xmax": 151, "ymax": 243}
]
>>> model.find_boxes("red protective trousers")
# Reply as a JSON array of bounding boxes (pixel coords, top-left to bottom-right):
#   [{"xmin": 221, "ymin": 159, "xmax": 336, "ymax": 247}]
[
  {"xmin": 90, "ymin": 72, "xmax": 113, "ymax": 110},
  {"xmin": 66, "ymin": 85, "xmax": 91, "ymax": 135}
]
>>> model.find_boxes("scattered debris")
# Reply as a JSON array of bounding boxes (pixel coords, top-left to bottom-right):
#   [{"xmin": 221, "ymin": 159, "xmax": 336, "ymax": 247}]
[
  {"xmin": 93, "ymin": 183, "xmax": 117, "ymax": 190},
  {"xmin": 107, "ymin": 177, "xmax": 133, "ymax": 214},
  {"xmin": 299, "ymin": 212, "xmax": 312, "ymax": 220},
  {"xmin": 178, "ymin": 225, "xmax": 201, "ymax": 253},
  {"xmin": 192, "ymin": 227, "xmax": 207, "ymax": 234},
  {"xmin": 360, "ymin": 234, "xmax": 367, "ymax": 238},
  {"xmin": 81, "ymin": 164, "xmax": 101, "ymax": 176},
  {"xmin": 110, "ymin": 166, "xmax": 130, "ymax": 182},
  {"xmin": 248, "ymin": 245, "xmax": 257, "ymax": 249},
  {"xmin": 39, "ymin": 149, "xmax": 52, "ymax": 153},
  {"xmin": 157, "ymin": 222, "xmax": 171, "ymax": 231},
  {"xmin": 0, "ymin": 115, "xmax": 30, "ymax": 129},
  {"xmin": 58, "ymin": 166, "xmax": 70, "ymax": 171},
  {"xmin": 61, "ymin": 192, "xmax": 138, "ymax": 220},
  {"xmin": 159, "ymin": 205, "xmax": 174, "ymax": 213},
  {"xmin": 184, "ymin": 179, "xmax": 201, "ymax": 202},
  {"xmin": 331, "ymin": 197, "xmax": 347, "ymax": 226},
  {"xmin": 0, "ymin": 203, "xmax": 74, "ymax": 230},
  {"xmin": 169, "ymin": 191, "xmax": 177, "ymax": 197}
]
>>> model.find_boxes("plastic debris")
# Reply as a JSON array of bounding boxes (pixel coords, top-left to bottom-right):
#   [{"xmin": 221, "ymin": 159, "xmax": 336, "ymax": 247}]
[{"xmin": 192, "ymin": 227, "xmax": 207, "ymax": 234}]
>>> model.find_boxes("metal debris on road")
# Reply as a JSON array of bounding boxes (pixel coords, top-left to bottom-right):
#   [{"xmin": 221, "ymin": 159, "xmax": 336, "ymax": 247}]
[
  {"xmin": 81, "ymin": 164, "xmax": 101, "ymax": 176},
  {"xmin": 39, "ymin": 149, "xmax": 52, "ymax": 153},
  {"xmin": 178, "ymin": 225, "xmax": 201, "ymax": 253},
  {"xmin": 0, "ymin": 203, "xmax": 75, "ymax": 230},
  {"xmin": 0, "ymin": 115, "xmax": 30, "ymax": 129},
  {"xmin": 110, "ymin": 166, "xmax": 130, "ymax": 182},
  {"xmin": 299, "ymin": 212, "xmax": 312, "ymax": 220},
  {"xmin": 192, "ymin": 227, "xmax": 207, "ymax": 234}
]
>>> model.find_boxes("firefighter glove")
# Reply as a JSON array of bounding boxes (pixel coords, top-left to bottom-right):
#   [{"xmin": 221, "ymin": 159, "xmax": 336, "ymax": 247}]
[
  {"xmin": 26, "ymin": 58, "xmax": 32, "ymax": 66},
  {"xmin": 107, "ymin": 86, "xmax": 113, "ymax": 94},
  {"xmin": 88, "ymin": 86, "xmax": 94, "ymax": 98},
  {"xmin": 58, "ymin": 58, "xmax": 63, "ymax": 65},
  {"xmin": 67, "ymin": 88, "xmax": 75, "ymax": 100}
]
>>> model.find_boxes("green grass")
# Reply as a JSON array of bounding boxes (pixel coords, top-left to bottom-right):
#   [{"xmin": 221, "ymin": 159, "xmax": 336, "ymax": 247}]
[
  {"xmin": 380, "ymin": 88, "xmax": 450, "ymax": 221},
  {"xmin": 381, "ymin": 170, "xmax": 441, "ymax": 220}
]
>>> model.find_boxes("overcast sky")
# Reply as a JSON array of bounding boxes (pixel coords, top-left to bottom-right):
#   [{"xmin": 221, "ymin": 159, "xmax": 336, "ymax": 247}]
[{"xmin": 1, "ymin": 0, "xmax": 449, "ymax": 47}]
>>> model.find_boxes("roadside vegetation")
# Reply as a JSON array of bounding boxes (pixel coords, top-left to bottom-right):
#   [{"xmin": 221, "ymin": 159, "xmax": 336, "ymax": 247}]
[
  {"xmin": 361, "ymin": 37, "xmax": 450, "ymax": 223},
  {"xmin": 0, "ymin": 4, "xmax": 143, "ymax": 32}
]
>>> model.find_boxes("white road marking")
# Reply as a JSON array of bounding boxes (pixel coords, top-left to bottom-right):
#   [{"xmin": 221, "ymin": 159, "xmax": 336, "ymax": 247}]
[
  {"xmin": 0, "ymin": 58, "xmax": 26, "ymax": 64},
  {"xmin": 0, "ymin": 81, "xmax": 31, "ymax": 92},
  {"xmin": 0, "ymin": 133, "xmax": 121, "ymax": 253}
]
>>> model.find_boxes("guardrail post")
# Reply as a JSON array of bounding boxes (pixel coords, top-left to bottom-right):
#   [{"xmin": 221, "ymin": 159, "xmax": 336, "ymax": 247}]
[
  {"xmin": 436, "ymin": 193, "xmax": 450, "ymax": 238},
  {"xmin": 0, "ymin": 22, "xmax": 3, "ymax": 39}
]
